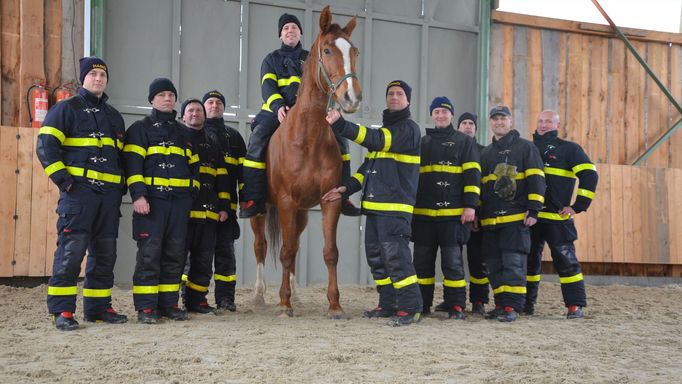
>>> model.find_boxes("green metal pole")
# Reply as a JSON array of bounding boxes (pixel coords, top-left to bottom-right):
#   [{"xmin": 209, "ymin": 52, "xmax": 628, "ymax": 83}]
[
  {"xmin": 90, "ymin": 0, "xmax": 105, "ymax": 57},
  {"xmin": 477, "ymin": 0, "xmax": 491, "ymax": 145},
  {"xmin": 632, "ymin": 117, "xmax": 682, "ymax": 165}
]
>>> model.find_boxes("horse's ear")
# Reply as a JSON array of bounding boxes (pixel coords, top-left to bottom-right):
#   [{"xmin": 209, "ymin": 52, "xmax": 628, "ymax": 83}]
[
  {"xmin": 342, "ymin": 16, "xmax": 357, "ymax": 36},
  {"xmin": 319, "ymin": 5, "xmax": 332, "ymax": 33}
]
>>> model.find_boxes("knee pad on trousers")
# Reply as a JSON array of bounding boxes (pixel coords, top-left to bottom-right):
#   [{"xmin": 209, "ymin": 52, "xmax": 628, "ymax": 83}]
[
  {"xmin": 551, "ymin": 243, "xmax": 581, "ymax": 277},
  {"xmin": 441, "ymin": 246, "xmax": 465, "ymax": 281},
  {"xmin": 53, "ymin": 232, "xmax": 89, "ymax": 277},
  {"xmin": 412, "ymin": 245, "xmax": 437, "ymax": 277}
]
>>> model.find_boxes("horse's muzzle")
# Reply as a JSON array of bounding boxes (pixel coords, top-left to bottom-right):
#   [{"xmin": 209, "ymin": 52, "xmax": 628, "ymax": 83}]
[{"xmin": 339, "ymin": 89, "xmax": 362, "ymax": 113}]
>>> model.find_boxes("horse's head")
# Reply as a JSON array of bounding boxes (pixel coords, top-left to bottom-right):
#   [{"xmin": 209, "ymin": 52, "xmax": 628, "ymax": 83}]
[{"xmin": 314, "ymin": 6, "xmax": 362, "ymax": 113}]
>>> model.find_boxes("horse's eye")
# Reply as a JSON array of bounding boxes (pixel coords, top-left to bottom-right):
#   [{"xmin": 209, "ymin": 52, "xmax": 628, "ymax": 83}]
[{"xmin": 323, "ymin": 48, "xmax": 331, "ymax": 55}]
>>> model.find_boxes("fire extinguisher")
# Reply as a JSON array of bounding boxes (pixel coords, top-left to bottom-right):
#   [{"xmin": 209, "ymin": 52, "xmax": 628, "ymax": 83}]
[
  {"xmin": 27, "ymin": 82, "xmax": 49, "ymax": 128},
  {"xmin": 52, "ymin": 82, "xmax": 75, "ymax": 105}
]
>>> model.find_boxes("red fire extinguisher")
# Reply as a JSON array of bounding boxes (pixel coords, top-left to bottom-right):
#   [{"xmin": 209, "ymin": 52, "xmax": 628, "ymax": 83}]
[
  {"xmin": 27, "ymin": 82, "xmax": 49, "ymax": 128},
  {"xmin": 52, "ymin": 82, "xmax": 75, "ymax": 105}
]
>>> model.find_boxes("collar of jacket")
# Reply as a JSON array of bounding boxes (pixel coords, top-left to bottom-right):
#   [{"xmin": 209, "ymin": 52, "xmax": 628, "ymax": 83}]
[
  {"xmin": 425, "ymin": 124, "xmax": 455, "ymax": 138},
  {"xmin": 150, "ymin": 108, "xmax": 177, "ymax": 122},
  {"xmin": 533, "ymin": 129, "xmax": 558, "ymax": 145},
  {"xmin": 492, "ymin": 129, "xmax": 520, "ymax": 149},
  {"xmin": 79, "ymin": 87, "xmax": 108, "ymax": 106},
  {"xmin": 382, "ymin": 106, "xmax": 411, "ymax": 126},
  {"xmin": 204, "ymin": 117, "xmax": 225, "ymax": 128},
  {"xmin": 279, "ymin": 42, "xmax": 303, "ymax": 57}
]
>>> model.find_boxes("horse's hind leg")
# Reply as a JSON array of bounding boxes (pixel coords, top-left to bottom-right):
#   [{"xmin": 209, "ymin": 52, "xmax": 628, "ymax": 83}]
[
  {"xmin": 250, "ymin": 216, "xmax": 267, "ymax": 308},
  {"xmin": 321, "ymin": 200, "xmax": 344, "ymax": 319},
  {"xmin": 276, "ymin": 206, "xmax": 307, "ymax": 317}
]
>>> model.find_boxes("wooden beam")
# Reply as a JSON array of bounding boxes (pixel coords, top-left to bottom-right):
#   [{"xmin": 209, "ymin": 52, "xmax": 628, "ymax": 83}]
[
  {"xmin": 1, "ymin": 0, "xmax": 20, "ymax": 126},
  {"xmin": 19, "ymin": 0, "xmax": 46, "ymax": 127},
  {"xmin": 0, "ymin": 127, "xmax": 18, "ymax": 277},
  {"xmin": 45, "ymin": 0, "xmax": 62, "ymax": 91}
]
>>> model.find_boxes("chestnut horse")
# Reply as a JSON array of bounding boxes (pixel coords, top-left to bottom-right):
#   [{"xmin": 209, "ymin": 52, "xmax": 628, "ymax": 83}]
[{"xmin": 250, "ymin": 6, "xmax": 361, "ymax": 318}]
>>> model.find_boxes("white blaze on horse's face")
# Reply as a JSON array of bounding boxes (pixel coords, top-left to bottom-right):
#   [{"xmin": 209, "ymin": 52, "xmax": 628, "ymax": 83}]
[{"xmin": 334, "ymin": 37, "xmax": 360, "ymax": 112}]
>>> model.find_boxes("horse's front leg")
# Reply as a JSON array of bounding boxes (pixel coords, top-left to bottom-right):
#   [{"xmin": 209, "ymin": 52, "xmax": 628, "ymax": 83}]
[
  {"xmin": 250, "ymin": 216, "xmax": 267, "ymax": 308},
  {"xmin": 276, "ymin": 205, "xmax": 305, "ymax": 317},
  {"xmin": 321, "ymin": 199, "xmax": 344, "ymax": 319}
]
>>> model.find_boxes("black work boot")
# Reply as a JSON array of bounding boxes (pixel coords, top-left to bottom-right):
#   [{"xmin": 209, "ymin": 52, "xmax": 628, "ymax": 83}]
[
  {"xmin": 388, "ymin": 311, "xmax": 421, "ymax": 327},
  {"xmin": 159, "ymin": 305, "xmax": 189, "ymax": 321},
  {"xmin": 84, "ymin": 308, "xmax": 128, "ymax": 324},
  {"xmin": 53, "ymin": 311, "xmax": 79, "ymax": 331},
  {"xmin": 187, "ymin": 302, "xmax": 216, "ymax": 314},
  {"xmin": 363, "ymin": 307, "xmax": 395, "ymax": 318},
  {"xmin": 566, "ymin": 305, "xmax": 584, "ymax": 319},
  {"xmin": 340, "ymin": 199, "xmax": 361, "ymax": 216},
  {"xmin": 217, "ymin": 298, "xmax": 237, "ymax": 312},
  {"xmin": 137, "ymin": 308, "xmax": 160, "ymax": 324},
  {"xmin": 485, "ymin": 305, "xmax": 503, "ymax": 320},
  {"xmin": 434, "ymin": 301, "xmax": 449, "ymax": 312},
  {"xmin": 471, "ymin": 301, "xmax": 486, "ymax": 316},
  {"xmin": 497, "ymin": 306, "xmax": 518, "ymax": 322},
  {"xmin": 522, "ymin": 304, "xmax": 535, "ymax": 316},
  {"xmin": 448, "ymin": 305, "xmax": 466, "ymax": 320},
  {"xmin": 239, "ymin": 200, "xmax": 266, "ymax": 218}
]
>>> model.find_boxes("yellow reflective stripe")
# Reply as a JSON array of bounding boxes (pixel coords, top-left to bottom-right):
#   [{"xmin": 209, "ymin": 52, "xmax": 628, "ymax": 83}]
[
  {"xmin": 39, "ymin": 126, "xmax": 66, "ymax": 143},
  {"xmin": 480, "ymin": 212, "xmax": 526, "ymax": 227},
  {"xmin": 214, "ymin": 274, "xmax": 237, "ymax": 282},
  {"xmin": 367, "ymin": 151, "xmax": 420, "ymax": 164},
  {"xmin": 413, "ymin": 208, "xmax": 464, "ymax": 217},
  {"xmin": 352, "ymin": 172, "xmax": 364, "ymax": 185},
  {"xmin": 538, "ymin": 212, "xmax": 570, "ymax": 221},
  {"xmin": 190, "ymin": 210, "xmax": 219, "ymax": 221},
  {"xmin": 133, "ymin": 285, "xmax": 159, "ymax": 294},
  {"xmin": 200, "ymin": 166, "xmax": 217, "ymax": 176},
  {"xmin": 65, "ymin": 167, "xmax": 122, "ymax": 184},
  {"xmin": 362, "ymin": 201, "xmax": 413, "ymax": 214},
  {"xmin": 262, "ymin": 93, "xmax": 283, "ymax": 112},
  {"xmin": 528, "ymin": 193, "xmax": 545, "ymax": 203},
  {"xmin": 526, "ymin": 274, "xmax": 542, "ymax": 282},
  {"xmin": 261, "ymin": 72, "xmax": 277, "ymax": 85},
  {"xmin": 123, "ymin": 144, "xmax": 147, "ymax": 158},
  {"xmin": 217, "ymin": 167, "xmax": 228, "ymax": 175},
  {"xmin": 420, "ymin": 164, "xmax": 463, "ymax": 174},
  {"xmin": 492, "ymin": 285, "xmax": 527, "ymax": 294},
  {"xmin": 224, "ymin": 156, "xmax": 240, "ymax": 165},
  {"xmin": 524, "ymin": 168, "xmax": 545, "ymax": 177},
  {"xmin": 374, "ymin": 277, "xmax": 392, "ymax": 286},
  {"xmin": 188, "ymin": 154, "xmax": 200, "ymax": 165},
  {"xmin": 143, "ymin": 177, "xmax": 191, "ymax": 187},
  {"xmin": 544, "ymin": 166, "xmax": 576, "ymax": 178},
  {"xmin": 147, "ymin": 145, "xmax": 186, "ymax": 157},
  {"xmin": 218, "ymin": 192, "xmax": 231, "ymax": 200},
  {"xmin": 443, "ymin": 279, "xmax": 467, "ymax": 288},
  {"xmin": 277, "ymin": 76, "xmax": 301, "ymax": 87},
  {"xmin": 82, "ymin": 288, "xmax": 112, "ymax": 298},
  {"xmin": 462, "ymin": 162, "xmax": 481, "ymax": 172},
  {"xmin": 238, "ymin": 182, "xmax": 244, "ymax": 190},
  {"xmin": 186, "ymin": 280, "xmax": 209, "ymax": 292},
  {"xmin": 354, "ymin": 125, "xmax": 367, "ymax": 144},
  {"xmin": 239, "ymin": 157, "xmax": 245, "ymax": 165},
  {"xmin": 380, "ymin": 128, "xmax": 392, "ymax": 152},
  {"xmin": 243, "ymin": 159, "xmax": 266, "ymax": 169},
  {"xmin": 193, "ymin": 179, "xmax": 201, "ymax": 189},
  {"xmin": 127, "ymin": 174, "xmax": 145, "ymax": 186},
  {"xmin": 393, "ymin": 275, "xmax": 418, "ymax": 289},
  {"xmin": 63, "ymin": 137, "xmax": 118, "ymax": 148},
  {"xmin": 469, "ymin": 276, "xmax": 489, "ymax": 285},
  {"xmin": 47, "ymin": 286, "xmax": 78, "ymax": 296},
  {"xmin": 560, "ymin": 273, "xmax": 584, "ymax": 284},
  {"xmin": 577, "ymin": 188, "xmax": 595, "ymax": 199},
  {"xmin": 481, "ymin": 174, "xmax": 495, "ymax": 184},
  {"xmin": 341, "ymin": 153, "xmax": 351, "ymax": 161},
  {"xmin": 181, "ymin": 274, "xmax": 188, "ymax": 282},
  {"xmin": 572, "ymin": 163, "xmax": 597, "ymax": 174},
  {"xmin": 44, "ymin": 161, "xmax": 66, "ymax": 176},
  {"xmin": 116, "ymin": 139, "xmax": 124, "ymax": 150},
  {"xmin": 417, "ymin": 277, "xmax": 436, "ymax": 285},
  {"xmin": 464, "ymin": 185, "xmax": 480, "ymax": 195},
  {"xmin": 158, "ymin": 284, "xmax": 180, "ymax": 293},
  {"xmin": 230, "ymin": 202, "xmax": 238, "ymax": 210}
]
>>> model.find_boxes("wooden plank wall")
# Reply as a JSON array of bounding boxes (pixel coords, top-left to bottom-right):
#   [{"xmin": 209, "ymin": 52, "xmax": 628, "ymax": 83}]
[{"xmin": 490, "ymin": 11, "xmax": 682, "ymax": 168}]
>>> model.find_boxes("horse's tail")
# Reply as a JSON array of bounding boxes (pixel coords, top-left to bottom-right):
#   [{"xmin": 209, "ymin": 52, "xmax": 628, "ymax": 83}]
[{"xmin": 266, "ymin": 204, "xmax": 281, "ymax": 266}]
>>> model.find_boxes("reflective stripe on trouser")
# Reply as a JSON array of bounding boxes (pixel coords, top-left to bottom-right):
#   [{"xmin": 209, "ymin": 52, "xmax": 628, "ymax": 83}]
[
  {"xmin": 215, "ymin": 219, "xmax": 238, "ymax": 302},
  {"xmin": 366, "ymin": 215, "xmax": 422, "ymax": 313},
  {"xmin": 466, "ymin": 229, "xmax": 489, "ymax": 304},
  {"xmin": 184, "ymin": 221, "xmax": 217, "ymax": 307},
  {"xmin": 47, "ymin": 186, "xmax": 122, "ymax": 314},
  {"xmin": 482, "ymin": 224, "xmax": 530, "ymax": 311},
  {"xmin": 242, "ymin": 119, "xmax": 279, "ymax": 202},
  {"xmin": 132, "ymin": 196, "xmax": 191, "ymax": 311}
]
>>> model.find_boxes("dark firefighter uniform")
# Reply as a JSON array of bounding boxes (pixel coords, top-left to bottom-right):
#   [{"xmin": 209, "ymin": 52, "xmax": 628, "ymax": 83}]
[
  {"xmin": 412, "ymin": 125, "xmax": 481, "ymax": 316},
  {"xmin": 331, "ymin": 105, "xmax": 423, "ymax": 319},
  {"xmin": 123, "ymin": 109, "xmax": 199, "ymax": 315},
  {"xmin": 37, "ymin": 87, "xmax": 126, "ymax": 322},
  {"xmin": 240, "ymin": 41, "xmax": 355, "ymax": 216},
  {"xmin": 480, "ymin": 129, "xmax": 545, "ymax": 316},
  {"xmin": 467, "ymin": 140, "xmax": 490, "ymax": 308},
  {"xmin": 525, "ymin": 130, "xmax": 598, "ymax": 313},
  {"xmin": 204, "ymin": 108, "xmax": 246, "ymax": 309}
]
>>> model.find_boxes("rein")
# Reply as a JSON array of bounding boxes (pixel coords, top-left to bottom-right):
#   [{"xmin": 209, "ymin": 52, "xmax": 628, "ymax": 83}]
[{"xmin": 315, "ymin": 40, "xmax": 357, "ymax": 110}]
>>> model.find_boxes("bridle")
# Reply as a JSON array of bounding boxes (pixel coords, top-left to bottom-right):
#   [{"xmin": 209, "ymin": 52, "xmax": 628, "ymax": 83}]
[{"xmin": 315, "ymin": 38, "xmax": 357, "ymax": 110}]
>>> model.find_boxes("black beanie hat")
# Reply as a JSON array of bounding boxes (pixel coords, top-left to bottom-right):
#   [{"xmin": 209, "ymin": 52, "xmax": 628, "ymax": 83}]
[
  {"xmin": 180, "ymin": 98, "xmax": 206, "ymax": 118},
  {"xmin": 458, "ymin": 112, "xmax": 478, "ymax": 129},
  {"xmin": 148, "ymin": 77, "xmax": 177, "ymax": 103},
  {"xmin": 386, "ymin": 80, "xmax": 412, "ymax": 103},
  {"xmin": 202, "ymin": 90, "xmax": 226, "ymax": 106},
  {"xmin": 429, "ymin": 96, "xmax": 454, "ymax": 115},
  {"xmin": 278, "ymin": 13, "xmax": 302, "ymax": 37},
  {"xmin": 79, "ymin": 56, "xmax": 108, "ymax": 84}
]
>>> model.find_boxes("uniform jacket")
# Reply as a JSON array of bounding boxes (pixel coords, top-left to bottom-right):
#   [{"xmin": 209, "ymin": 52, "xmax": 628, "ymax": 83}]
[
  {"xmin": 480, "ymin": 129, "xmax": 546, "ymax": 229},
  {"xmin": 37, "ymin": 88, "xmax": 126, "ymax": 193},
  {"xmin": 413, "ymin": 125, "xmax": 481, "ymax": 221},
  {"xmin": 533, "ymin": 130, "xmax": 598, "ymax": 222},
  {"xmin": 123, "ymin": 109, "xmax": 199, "ymax": 201},
  {"xmin": 204, "ymin": 117, "xmax": 246, "ymax": 215},
  {"xmin": 332, "ymin": 107, "xmax": 421, "ymax": 220}
]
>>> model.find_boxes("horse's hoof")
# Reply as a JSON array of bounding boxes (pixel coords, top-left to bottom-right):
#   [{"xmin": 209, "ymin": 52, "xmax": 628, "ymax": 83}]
[
  {"xmin": 327, "ymin": 311, "xmax": 346, "ymax": 320},
  {"xmin": 276, "ymin": 307, "xmax": 294, "ymax": 318},
  {"xmin": 253, "ymin": 296, "xmax": 266, "ymax": 309}
]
